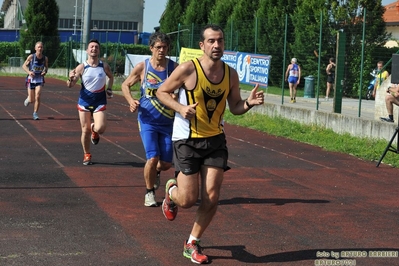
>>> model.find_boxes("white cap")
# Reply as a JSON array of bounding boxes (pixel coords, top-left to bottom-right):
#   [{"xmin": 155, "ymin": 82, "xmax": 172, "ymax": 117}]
[{"xmin": 291, "ymin": 58, "xmax": 297, "ymax": 63}]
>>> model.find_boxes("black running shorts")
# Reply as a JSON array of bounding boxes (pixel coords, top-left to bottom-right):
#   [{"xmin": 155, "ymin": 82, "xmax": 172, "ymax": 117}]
[{"xmin": 173, "ymin": 133, "xmax": 228, "ymax": 175}]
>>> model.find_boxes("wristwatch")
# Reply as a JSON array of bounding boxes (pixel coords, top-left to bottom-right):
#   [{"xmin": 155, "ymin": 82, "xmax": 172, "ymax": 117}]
[{"xmin": 245, "ymin": 100, "xmax": 254, "ymax": 109}]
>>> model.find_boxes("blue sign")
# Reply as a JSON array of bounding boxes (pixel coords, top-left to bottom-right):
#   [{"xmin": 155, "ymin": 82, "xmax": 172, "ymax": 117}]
[{"xmin": 222, "ymin": 51, "xmax": 271, "ymax": 88}]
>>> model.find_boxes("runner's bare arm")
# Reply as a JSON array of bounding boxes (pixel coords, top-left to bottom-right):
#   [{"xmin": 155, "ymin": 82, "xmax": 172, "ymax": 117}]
[
  {"xmin": 103, "ymin": 62, "xmax": 114, "ymax": 89},
  {"xmin": 156, "ymin": 62, "xmax": 197, "ymax": 116},
  {"xmin": 22, "ymin": 55, "xmax": 33, "ymax": 77},
  {"xmin": 121, "ymin": 62, "xmax": 145, "ymax": 112},
  {"xmin": 66, "ymin": 64, "xmax": 83, "ymax": 88},
  {"xmin": 228, "ymin": 68, "xmax": 264, "ymax": 115}
]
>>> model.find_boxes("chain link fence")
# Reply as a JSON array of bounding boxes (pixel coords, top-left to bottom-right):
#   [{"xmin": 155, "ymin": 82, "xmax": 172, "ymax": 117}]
[{"xmin": 169, "ymin": 11, "xmax": 399, "ymax": 100}]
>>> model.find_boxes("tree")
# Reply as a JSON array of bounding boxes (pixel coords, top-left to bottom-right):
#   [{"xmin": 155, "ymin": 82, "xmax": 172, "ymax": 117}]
[
  {"xmin": 159, "ymin": 0, "xmax": 189, "ymax": 55},
  {"xmin": 328, "ymin": 0, "xmax": 390, "ymax": 96},
  {"xmin": 19, "ymin": 0, "xmax": 60, "ymax": 67},
  {"xmin": 0, "ymin": 12, "xmax": 4, "ymax": 28},
  {"xmin": 183, "ymin": 0, "xmax": 213, "ymax": 26},
  {"xmin": 159, "ymin": 0, "xmax": 189, "ymax": 34},
  {"xmin": 209, "ymin": 0, "xmax": 238, "ymax": 26},
  {"xmin": 290, "ymin": 0, "xmax": 330, "ymax": 78},
  {"xmin": 228, "ymin": 0, "xmax": 260, "ymax": 52},
  {"xmin": 256, "ymin": 0, "xmax": 297, "ymax": 86}
]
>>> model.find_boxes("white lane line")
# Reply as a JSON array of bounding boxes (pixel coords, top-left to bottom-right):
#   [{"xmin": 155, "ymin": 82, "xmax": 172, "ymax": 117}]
[
  {"xmin": 101, "ymin": 136, "xmax": 146, "ymax": 162},
  {"xmin": 0, "ymin": 104, "xmax": 65, "ymax": 168},
  {"xmin": 228, "ymin": 136, "xmax": 335, "ymax": 169}
]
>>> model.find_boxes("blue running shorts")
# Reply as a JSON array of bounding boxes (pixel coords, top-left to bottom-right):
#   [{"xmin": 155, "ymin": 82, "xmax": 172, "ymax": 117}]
[{"xmin": 138, "ymin": 120, "xmax": 173, "ymax": 162}]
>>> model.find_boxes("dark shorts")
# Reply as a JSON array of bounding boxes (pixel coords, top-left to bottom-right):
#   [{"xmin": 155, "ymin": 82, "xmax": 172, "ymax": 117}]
[
  {"xmin": 26, "ymin": 76, "xmax": 45, "ymax": 89},
  {"xmin": 327, "ymin": 75, "xmax": 335, "ymax": 84},
  {"xmin": 26, "ymin": 82, "xmax": 44, "ymax": 89},
  {"xmin": 173, "ymin": 133, "xmax": 228, "ymax": 175}
]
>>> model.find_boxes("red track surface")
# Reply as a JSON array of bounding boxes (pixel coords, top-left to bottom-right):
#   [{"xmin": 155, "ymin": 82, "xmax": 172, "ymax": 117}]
[{"xmin": 0, "ymin": 77, "xmax": 398, "ymax": 266}]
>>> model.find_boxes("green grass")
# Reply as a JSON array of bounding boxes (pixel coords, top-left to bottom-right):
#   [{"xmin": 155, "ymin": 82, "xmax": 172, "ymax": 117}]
[
  {"xmin": 240, "ymin": 83, "xmax": 306, "ymax": 98},
  {"xmin": 224, "ymin": 110, "xmax": 399, "ymax": 168}
]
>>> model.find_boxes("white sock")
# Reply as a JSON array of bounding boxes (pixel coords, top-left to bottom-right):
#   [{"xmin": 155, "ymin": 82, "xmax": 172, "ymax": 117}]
[
  {"xmin": 188, "ymin": 235, "xmax": 200, "ymax": 244},
  {"xmin": 168, "ymin": 185, "xmax": 176, "ymax": 199}
]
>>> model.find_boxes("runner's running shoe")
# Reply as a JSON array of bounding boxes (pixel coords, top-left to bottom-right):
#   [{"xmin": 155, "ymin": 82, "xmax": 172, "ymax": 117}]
[
  {"xmin": 24, "ymin": 98, "xmax": 30, "ymax": 107},
  {"xmin": 162, "ymin": 179, "xmax": 178, "ymax": 221},
  {"xmin": 33, "ymin": 112, "xmax": 39, "ymax": 120},
  {"xmin": 91, "ymin": 123, "xmax": 100, "ymax": 145},
  {"xmin": 144, "ymin": 191, "xmax": 158, "ymax": 207},
  {"xmin": 83, "ymin": 153, "xmax": 92, "ymax": 165},
  {"xmin": 183, "ymin": 240, "xmax": 208, "ymax": 264}
]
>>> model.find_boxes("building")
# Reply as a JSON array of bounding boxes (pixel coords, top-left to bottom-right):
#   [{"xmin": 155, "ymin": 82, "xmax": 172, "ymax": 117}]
[
  {"xmin": 383, "ymin": 1, "xmax": 399, "ymax": 47},
  {"xmin": 1, "ymin": 0, "xmax": 144, "ymax": 43}
]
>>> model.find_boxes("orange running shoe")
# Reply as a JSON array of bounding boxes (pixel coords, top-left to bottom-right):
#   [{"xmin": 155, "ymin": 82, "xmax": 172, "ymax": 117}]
[
  {"xmin": 83, "ymin": 153, "xmax": 92, "ymax": 165},
  {"xmin": 91, "ymin": 123, "xmax": 100, "ymax": 145}
]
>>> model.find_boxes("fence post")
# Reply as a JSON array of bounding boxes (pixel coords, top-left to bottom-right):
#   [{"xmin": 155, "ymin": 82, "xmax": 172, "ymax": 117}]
[
  {"xmin": 230, "ymin": 20, "xmax": 233, "ymax": 51},
  {"xmin": 254, "ymin": 16, "xmax": 258, "ymax": 54},
  {"xmin": 316, "ymin": 11, "xmax": 323, "ymax": 110},
  {"xmin": 334, "ymin": 31, "xmax": 346, "ymax": 113},
  {"xmin": 281, "ymin": 14, "xmax": 288, "ymax": 104},
  {"xmin": 113, "ymin": 31, "xmax": 121, "ymax": 74},
  {"xmin": 358, "ymin": 8, "xmax": 367, "ymax": 117},
  {"xmin": 190, "ymin": 23, "xmax": 194, "ymax": 48},
  {"xmin": 176, "ymin": 23, "xmax": 181, "ymax": 59}
]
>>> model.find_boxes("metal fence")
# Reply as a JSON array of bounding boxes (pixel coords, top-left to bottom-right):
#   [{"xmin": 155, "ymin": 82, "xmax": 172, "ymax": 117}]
[{"xmin": 167, "ymin": 10, "xmax": 399, "ymax": 104}]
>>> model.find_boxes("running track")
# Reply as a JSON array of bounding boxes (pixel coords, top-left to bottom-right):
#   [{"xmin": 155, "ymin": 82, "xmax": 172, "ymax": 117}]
[{"xmin": 0, "ymin": 77, "xmax": 398, "ymax": 266}]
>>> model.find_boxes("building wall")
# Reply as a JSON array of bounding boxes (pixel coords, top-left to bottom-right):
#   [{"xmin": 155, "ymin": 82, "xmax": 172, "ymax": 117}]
[
  {"xmin": 2, "ymin": 0, "xmax": 20, "ymax": 29},
  {"xmin": 1, "ymin": 0, "xmax": 144, "ymax": 32},
  {"xmin": 386, "ymin": 26, "xmax": 399, "ymax": 40}
]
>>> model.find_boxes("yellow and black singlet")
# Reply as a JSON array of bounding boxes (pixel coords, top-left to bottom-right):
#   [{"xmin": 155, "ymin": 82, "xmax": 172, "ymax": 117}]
[{"xmin": 172, "ymin": 58, "xmax": 230, "ymax": 140}]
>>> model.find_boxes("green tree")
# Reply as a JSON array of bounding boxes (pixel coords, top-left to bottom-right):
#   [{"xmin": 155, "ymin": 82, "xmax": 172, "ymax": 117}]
[
  {"xmin": 290, "ymin": 0, "xmax": 329, "ymax": 80},
  {"xmin": 228, "ymin": 0, "xmax": 260, "ymax": 53},
  {"xmin": 183, "ymin": 0, "xmax": 214, "ymax": 26},
  {"xmin": 19, "ymin": 0, "xmax": 60, "ymax": 67},
  {"xmin": 160, "ymin": 0, "xmax": 189, "ymax": 34},
  {"xmin": 256, "ymin": 0, "xmax": 297, "ymax": 86},
  {"xmin": 328, "ymin": 0, "xmax": 390, "ymax": 96},
  {"xmin": 209, "ymin": 0, "xmax": 238, "ymax": 51},
  {"xmin": 209, "ymin": 0, "xmax": 237, "ymax": 26},
  {"xmin": 159, "ymin": 0, "xmax": 189, "ymax": 55},
  {"xmin": 0, "ymin": 12, "xmax": 4, "ymax": 28}
]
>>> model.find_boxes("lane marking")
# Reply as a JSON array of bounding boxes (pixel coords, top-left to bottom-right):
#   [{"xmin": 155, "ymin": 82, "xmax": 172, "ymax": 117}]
[
  {"xmin": 0, "ymin": 104, "xmax": 65, "ymax": 168},
  {"xmin": 101, "ymin": 136, "xmax": 146, "ymax": 162},
  {"xmin": 228, "ymin": 136, "xmax": 335, "ymax": 169}
]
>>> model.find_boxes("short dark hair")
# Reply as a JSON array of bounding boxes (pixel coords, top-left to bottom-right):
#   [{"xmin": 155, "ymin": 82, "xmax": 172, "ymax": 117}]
[
  {"xmin": 329, "ymin": 57, "xmax": 335, "ymax": 63},
  {"xmin": 200, "ymin": 24, "xmax": 224, "ymax": 42},
  {"xmin": 149, "ymin": 32, "xmax": 171, "ymax": 48},
  {"xmin": 88, "ymin": 39, "xmax": 100, "ymax": 46}
]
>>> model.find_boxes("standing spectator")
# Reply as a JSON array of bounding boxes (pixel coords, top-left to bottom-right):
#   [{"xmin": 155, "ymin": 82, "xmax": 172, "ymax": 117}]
[
  {"xmin": 285, "ymin": 58, "xmax": 301, "ymax": 103},
  {"xmin": 66, "ymin": 39, "xmax": 114, "ymax": 165},
  {"xmin": 22, "ymin": 41, "xmax": 48, "ymax": 120},
  {"xmin": 121, "ymin": 32, "xmax": 178, "ymax": 207},
  {"xmin": 373, "ymin": 61, "xmax": 390, "ymax": 99},
  {"xmin": 325, "ymin": 57, "xmax": 336, "ymax": 101},
  {"xmin": 156, "ymin": 24, "xmax": 264, "ymax": 264}
]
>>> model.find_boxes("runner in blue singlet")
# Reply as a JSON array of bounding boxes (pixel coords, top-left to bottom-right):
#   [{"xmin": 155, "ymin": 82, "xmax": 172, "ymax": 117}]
[
  {"xmin": 285, "ymin": 58, "xmax": 301, "ymax": 103},
  {"xmin": 22, "ymin": 41, "xmax": 48, "ymax": 120},
  {"xmin": 121, "ymin": 32, "xmax": 178, "ymax": 207}
]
